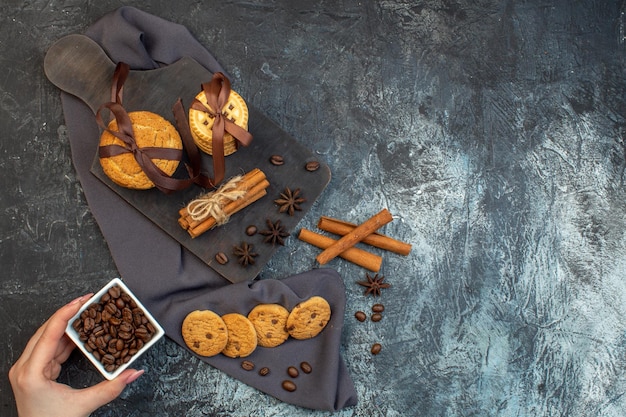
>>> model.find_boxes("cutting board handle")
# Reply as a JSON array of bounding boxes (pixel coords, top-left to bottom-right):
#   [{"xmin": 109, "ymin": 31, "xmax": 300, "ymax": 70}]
[{"xmin": 44, "ymin": 35, "xmax": 117, "ymax": 114}]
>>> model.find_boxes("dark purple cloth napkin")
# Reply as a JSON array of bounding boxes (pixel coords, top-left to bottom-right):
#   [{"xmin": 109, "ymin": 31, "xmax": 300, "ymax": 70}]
[{"xmin": 58, "ymin": 6, "xmax": 357, "ymax": 411}]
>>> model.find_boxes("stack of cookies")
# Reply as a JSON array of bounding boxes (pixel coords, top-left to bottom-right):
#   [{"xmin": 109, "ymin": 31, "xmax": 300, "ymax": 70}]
[
  {"xmin": 181, "ymin": 296, "xmax": 331, "ymax": 358},
  {"xmin": 188, "ymin": 88, "xmax": 249, "ymax": 156}
]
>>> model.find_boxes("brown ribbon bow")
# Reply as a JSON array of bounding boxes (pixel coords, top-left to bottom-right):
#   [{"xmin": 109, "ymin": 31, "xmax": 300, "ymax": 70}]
[
  {"xmin": 96, "ymin": 62, "xmax": 214, "ymax": 193},
  {"xmin": 190, "ymin": 72, "xmax": 254, "ymax": 186}
]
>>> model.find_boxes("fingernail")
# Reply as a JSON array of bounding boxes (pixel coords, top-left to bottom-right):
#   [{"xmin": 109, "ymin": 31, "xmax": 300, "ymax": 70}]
[
  {"xmin": 125, "ymin": 369, "xmax": 144, "ymax": 384},
  {"xmin": 69, "ymin": 293, "xmax": 94, "ymax": 305}
]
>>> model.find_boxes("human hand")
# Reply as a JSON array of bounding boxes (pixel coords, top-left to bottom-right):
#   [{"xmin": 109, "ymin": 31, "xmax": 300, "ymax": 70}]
[{"xmin": 9, "ymin": 294, "xmax": 144, "ymax": 417}]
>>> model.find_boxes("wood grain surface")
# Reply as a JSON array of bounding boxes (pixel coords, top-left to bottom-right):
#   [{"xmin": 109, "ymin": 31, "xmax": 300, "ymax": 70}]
[{"xmin": 2, "ymin": 1, "xmax": 626, "ymax": 416}]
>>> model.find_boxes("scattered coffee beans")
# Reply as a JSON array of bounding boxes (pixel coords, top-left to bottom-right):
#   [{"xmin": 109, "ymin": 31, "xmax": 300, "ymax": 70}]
[
  {"xmin": 215, "ymin": 252, "xmax": 229, "ymax": 265},
  {"xmin": 282, "ymin": 380, "xmax": 297, "ymax": 392},
  {"xmin": 371, "ymin": 343, "xmax": 382, "ymax": 355},
  {"xmin": 269, "ymin": 155, "xmax": 284, "ymax": 165},
  {"xmin": 287, "ymin": 366, "xmax": 299, "ymax": 378},
  {"xmin": 371, "ymin": 313, "xmax": 383, "ymax": 322},
  {"xmin": 245, "ymin": 225, "xmax": 258, "ymax": 236},
  {"xmin": 72, "ymin": 285, "xmax": 156, "ymax": 374},
  {"xmin": 300, "ymin": 361, "xmax": 312, "ymax": 374},
  {"xmin": 241, "ymin": 360, "xmax": 255, "ymax": 371},
  {"xmin": 305, "ymin": 161, "xmax": 320, "ymax": 172},
  {"xmin": 372, "ymin": 303, "xmax": 385, "ymax": 313},
  {"xmin": 259, "ymin": 367, "xmax": 270, "ymax": 376},
  {"xmin": 355, "ymin": 311, "xmax": 366, "ymax": 322}
]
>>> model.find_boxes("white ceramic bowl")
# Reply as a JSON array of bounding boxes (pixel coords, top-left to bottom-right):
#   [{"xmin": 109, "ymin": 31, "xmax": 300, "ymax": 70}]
[{"xmin": 65, "ymin": 278, "xmax": 165, "ymax": 380}]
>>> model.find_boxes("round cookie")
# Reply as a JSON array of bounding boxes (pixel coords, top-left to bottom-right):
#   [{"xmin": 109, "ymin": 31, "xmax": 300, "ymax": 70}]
[
  {"xmin": 286, "ymin": 296, "xmax": 332, "ymax": 340},
  {"xmin": 181, "ymin": 310, "xmax": 229, "ymax": 357},
  {"xmin": 221, "ymin": 313, "xmax": 258, "ymax": 358},
  {"xmin": 247, "ymin": 304, "xmax": 290, "ymax": 348},
  {"xmin": 188, "ymin": 89, "xmax": 249, "ymax": 156},
  {"xmin": 99, "ymin": 111, "xmax": 182, "ymax": 189}
]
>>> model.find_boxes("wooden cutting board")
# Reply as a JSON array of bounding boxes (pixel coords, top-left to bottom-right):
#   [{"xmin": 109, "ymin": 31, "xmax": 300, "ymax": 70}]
[{"xmin": 44, "ymin": 34, "xmax": 331, "ymax": 283}]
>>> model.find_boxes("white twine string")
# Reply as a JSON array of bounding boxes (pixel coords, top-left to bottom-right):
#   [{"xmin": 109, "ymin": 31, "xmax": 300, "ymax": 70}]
[{"xmin": 186, "ymin": 175, "xmax": 246, "ymax": 225}]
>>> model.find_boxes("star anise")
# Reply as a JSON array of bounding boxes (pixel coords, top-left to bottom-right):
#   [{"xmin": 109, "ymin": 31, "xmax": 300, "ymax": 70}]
[
  {"xmin": 357, "ymin": 273, "xmax": 390, "ymax": 297},
  {"xmin": 274, "ymin": 187, "xmax": 305, "ymax": 216},
  {"xmin": 259, "ymin": 219, "xmax": 290, "ymax": 245},
  {"xmin": 233, "ymin": 242, "xmax": 258, "ymax": 267}
]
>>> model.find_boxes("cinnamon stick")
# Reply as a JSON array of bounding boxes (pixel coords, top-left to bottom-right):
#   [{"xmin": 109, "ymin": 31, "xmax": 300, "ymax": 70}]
[
  {"xmin": 298, "ymin": 229, "xmax": 382, "ymax": 272},
  {"xmin": 178, "ymin": 168, "xmax": 265, "ymax": 219},
  {"xmin": 178, "ymin": 215, "xmax": 190, "ymax": 230},
  {"xmin": 315, "ymin": 208, "xmax": 393, "ymax": 265},
  {"xmin": 317, "ymin": 216, "xmax": 411, "ymax": 256},
  {"xmin": 187, "ymin": 180, "xmax": 269, "ymax": 238}
]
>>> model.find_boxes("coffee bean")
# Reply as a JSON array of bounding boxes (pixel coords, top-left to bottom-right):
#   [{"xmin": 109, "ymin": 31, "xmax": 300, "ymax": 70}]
[
  {"xmin": 115, "ymin": 298, "xmax": 126, "ymax": 309},
  {"xmin": 72, "ymin": 318, "xmax": 82, "ymax": 331},
  {"xmin": 135, "ymin": 326, "xmax": 151, "ymax": 342},
  {"xmin": 371, "ymin": 313, "xmax": 383, "ymax": 322},
  {"xmin": 372, "ymin": 303, "xmax": 385, "ymax": 313},
  {"xmin": 119, "ymin": 322, "xmax": 133, "ymax": 333},
  {"xmin": 305, "ymin": 160, "xmax": 320, "ymax": 172},
  {"xmin": 107, "ymin": 339, "xmax": 118, "ymax": 353},
  {"xmin": 102, "ymin": 354, "xmax": 116, "ymax": 365},
  {"xmin": 104, "ymin": 303, "xmax": 118, "ymax": 316},
  {"xmin": 287, "ymin": 366, "xmax": 299, "ymax": 378},
  {"xmin": 122, "ymin": 307, "xmax": 133, "ymax": 323},
  {"xmin": 133, "ymin": 312, "xmax": 144, "ymax": 327},
  {"xmin": 282, "ymin": 380, "xmax": 297, "ymax": 392},
  {"xmin": 108, "ymin": 286, "xmax": 121, "ymax": 299},
  {"xmin": 215, "ymin": 252, "xmax": 229, "ymax": 265},
  {"xmin": 109, "ymin": 316, "xmax": 121, "ymax": 326},
  {"xmin": 269, "ymin": 155, "xmax": 284, "ymax": 165},
  {"xmin": 241, "ymin": 360, "xmax": 255, "ymax": 371},
  {"xmin": 87, "ymin": 336, "xmax": 97, "ymax": 349},
  {"xmin": 245, "ymin": 225, "xmax": 257, "ymax": 236},
  {"xmin": 355, "ymin": 311, "xmax": 366, "ymax": 322},
  {"xmin": 95, "ymin": 336, "xmax": 107, "ymax": 350},
  {"xmin": 84, "ymin": 317, "xmax": 95, "ymax": 332},
  {"xmin": 371, "ymin": 343, "xmax": 382, "ymax": 355},
  {"xmin": 101, "ymin": 309, "xmax": 111, "ymax": 322},
  {"xmin": 259, "ymin": 367, "xmax": 270, "ymax": 376},
  {"xmin": 300, "ymin": 362, "xmax": 312, "ymax": 374}
]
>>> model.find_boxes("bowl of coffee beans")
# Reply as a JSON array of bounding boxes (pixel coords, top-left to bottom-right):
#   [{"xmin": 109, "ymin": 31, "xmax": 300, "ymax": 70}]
[{"xmin": 65, "ymin": 278, "xmax": 165, "ymax": 380}]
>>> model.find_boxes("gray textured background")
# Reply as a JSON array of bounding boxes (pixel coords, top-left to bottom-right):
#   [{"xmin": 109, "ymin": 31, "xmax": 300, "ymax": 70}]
[{"xmin": 2, "ymin": 1, "xmax": 626, "ymax": 416}]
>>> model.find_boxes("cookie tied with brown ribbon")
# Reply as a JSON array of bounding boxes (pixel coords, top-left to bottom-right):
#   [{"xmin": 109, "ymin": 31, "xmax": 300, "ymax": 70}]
[
  {"xmin": 99, "ymin": 110, "xmax": 183, "ymax": 190},
  {"xmin": 189, "ymin": 73, "xmax": 254, "ymax": 185},
  {"xmin": 189, "ymin": 73, "xmax": 252, "ymax": 156},
  {"xmin": 96, "ymin": 62, "xmax": 214, "ymax": 193}
]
